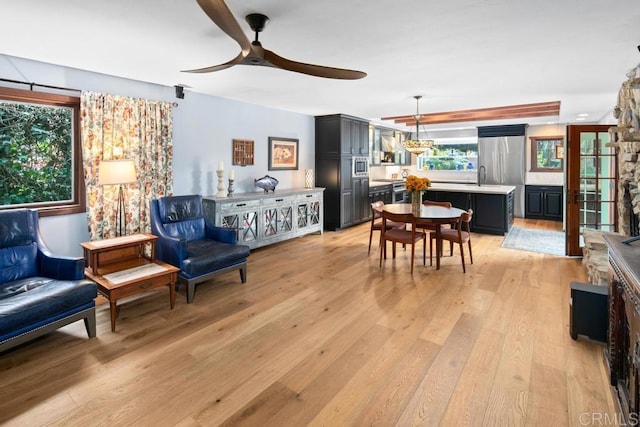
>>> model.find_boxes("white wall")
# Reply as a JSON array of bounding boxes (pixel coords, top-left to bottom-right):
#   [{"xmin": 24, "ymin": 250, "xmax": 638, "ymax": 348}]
[
  {"xmin": 525, "ymin": 124, "xmax": 566, "ymax": 186},
  {"xmin": 0, "ymin": 55, "xmax": 314, "ymax": 256},
  {"xmin": 173, "ymin": 92, "xmax": 314, "ymax": 196}
]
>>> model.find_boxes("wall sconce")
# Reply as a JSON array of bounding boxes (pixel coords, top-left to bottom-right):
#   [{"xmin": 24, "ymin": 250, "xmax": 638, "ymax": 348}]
[{"xmin": 99, "ymin": 159, "xmax": 137, "ymax": 236}]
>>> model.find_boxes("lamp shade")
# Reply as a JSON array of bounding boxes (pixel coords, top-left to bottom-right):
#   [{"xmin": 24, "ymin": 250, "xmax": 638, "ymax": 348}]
[{"xmin": 98, "ymin": 159, "xmax": 137, "ymax": 185}]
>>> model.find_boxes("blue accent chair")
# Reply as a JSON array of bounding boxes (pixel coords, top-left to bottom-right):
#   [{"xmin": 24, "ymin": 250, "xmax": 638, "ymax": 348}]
[
  {"xmin": 150, "ymin": 195, "xmax": 250, "ymax": 303},
  {"xmin": 0, "ymin": 209, "xmax": 97, "ymax": 353}
]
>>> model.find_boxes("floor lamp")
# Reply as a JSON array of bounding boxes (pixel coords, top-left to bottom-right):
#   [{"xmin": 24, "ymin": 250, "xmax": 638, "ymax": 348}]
[{"xmin": 98, "ymin": 159, "xmax": 137, "ymax": 237}]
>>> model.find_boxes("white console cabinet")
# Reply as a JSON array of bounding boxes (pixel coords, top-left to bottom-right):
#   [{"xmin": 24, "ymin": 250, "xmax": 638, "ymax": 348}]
[{"xmin": 203, "ymin": 188, "xmax": 324, "ymax": 249}]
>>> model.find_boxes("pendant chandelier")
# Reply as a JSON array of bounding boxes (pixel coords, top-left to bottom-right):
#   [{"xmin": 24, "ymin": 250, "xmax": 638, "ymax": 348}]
[{"xmin": 401, "ymin": 95, "xmax": 434, "ymax": 155}]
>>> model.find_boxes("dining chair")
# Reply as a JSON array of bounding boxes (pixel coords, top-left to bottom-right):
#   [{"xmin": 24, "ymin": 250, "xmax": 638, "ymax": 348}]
[
  {"xmin": 379, "ymin": 210, "xmax": 426, "ymax": 274},
  {"xmin": 415, "ymin": 199, "xmax": 453, "ymax": 233},
  {"xmin": 430, "ymin": 209, "xmax": 473, "ymax": 273},
  {"xmin": 368, "ymin": 201, "xmax": 406, "ymax": 255}
]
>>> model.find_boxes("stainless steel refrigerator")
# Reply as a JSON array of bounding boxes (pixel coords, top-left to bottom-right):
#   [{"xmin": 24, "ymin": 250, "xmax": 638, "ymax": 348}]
[{"xmin": 477, "ymin": 125, "xmax": 526, "ymax": 218}]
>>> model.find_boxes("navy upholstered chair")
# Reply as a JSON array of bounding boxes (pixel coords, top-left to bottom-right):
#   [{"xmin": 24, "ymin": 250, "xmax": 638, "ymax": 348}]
[
  {"xmin": 0, "ymin": 209, "xmax": 97, "ymax": 352},
  {"xmin": 150, "ymin": 195, "xmax": 250, "ymax": 303}
]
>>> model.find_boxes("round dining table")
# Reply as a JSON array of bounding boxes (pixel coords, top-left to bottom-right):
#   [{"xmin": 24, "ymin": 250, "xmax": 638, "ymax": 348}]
[{"xmin": 382, "ymin": 203, "xmax": 466, "ymax": 270}]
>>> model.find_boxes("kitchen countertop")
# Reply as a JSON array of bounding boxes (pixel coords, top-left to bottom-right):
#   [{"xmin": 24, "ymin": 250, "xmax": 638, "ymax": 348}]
[
  {"xmin": 429, "ymin": 182, "xmax": 516, "ymax": 195},
  {"xmin": 204, "ymin": 187, "xmax": 325, "ymax": 202},
  {"xmin": 369, "ymin": 180, "xmax": 396, "ymax": 187},
  {"xmin": 370, "ymin": 180, "xmax": 515, "ymax": 194}
]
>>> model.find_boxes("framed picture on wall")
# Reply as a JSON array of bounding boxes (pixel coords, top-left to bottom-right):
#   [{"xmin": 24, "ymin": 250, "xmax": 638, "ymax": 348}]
[{"xmin": 268, "ymin": 137, "xmax": 299, "ymax": 170}]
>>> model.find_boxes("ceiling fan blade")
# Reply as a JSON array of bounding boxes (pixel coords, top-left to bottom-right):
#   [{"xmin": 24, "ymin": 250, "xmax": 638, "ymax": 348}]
[
  {"xmin": 196, "ymin": 0, "xmax": 251, "ymax": 54},
  {"xmin": 182, "ymin": 52, "xmax": 244, "ymax": 73},
  {"xmin": 264, "ymin": 49, "xmax": 366, "ymax": 80}
]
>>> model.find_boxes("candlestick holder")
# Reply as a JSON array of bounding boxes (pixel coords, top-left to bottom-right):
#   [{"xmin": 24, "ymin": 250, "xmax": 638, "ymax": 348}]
[
  {"xmin": 216, "ymin": 169, "xmax": 227, "ymax": 197},
  {"xmin": 227, "ymin": 179, "xmax": 235, "ymax": 197}
]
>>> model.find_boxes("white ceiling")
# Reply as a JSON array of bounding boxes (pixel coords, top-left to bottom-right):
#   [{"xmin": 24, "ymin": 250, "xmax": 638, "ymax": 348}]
[{"xmin": 2, "ymin": 0, "xmax": 639, "ymax": 130}]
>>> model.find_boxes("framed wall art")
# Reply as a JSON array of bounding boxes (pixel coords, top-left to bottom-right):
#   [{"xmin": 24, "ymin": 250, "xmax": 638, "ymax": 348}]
[{"xmin": 268, "ymin": 137, "xmax": 299, "ymax": 170}]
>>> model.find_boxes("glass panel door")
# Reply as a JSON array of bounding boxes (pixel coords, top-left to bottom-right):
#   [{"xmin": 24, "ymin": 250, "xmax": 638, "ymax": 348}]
[{"xmin": 566, "ymin": 125, "xmax": 617, "ymax": 255}]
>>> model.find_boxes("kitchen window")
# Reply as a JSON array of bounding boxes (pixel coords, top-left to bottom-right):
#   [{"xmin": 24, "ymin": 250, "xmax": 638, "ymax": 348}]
[
  {"xmin": 417, "ymin": 142, "xmax": 478, "ymax": 171},
  {"xmin": 530, "ymin": 136, "xmax": 563, "ymax": 172}
]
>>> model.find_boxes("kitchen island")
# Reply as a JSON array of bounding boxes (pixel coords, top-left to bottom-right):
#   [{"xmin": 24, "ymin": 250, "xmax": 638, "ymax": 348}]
[{"xmin": 425, "ymin": 182, "xmax": 515, "ymax": 235}]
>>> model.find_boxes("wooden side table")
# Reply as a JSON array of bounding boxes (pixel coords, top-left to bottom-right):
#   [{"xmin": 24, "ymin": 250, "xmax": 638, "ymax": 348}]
[{"xmin": 81, "ymin": 234, "xmax": 179, "ymax": 332}]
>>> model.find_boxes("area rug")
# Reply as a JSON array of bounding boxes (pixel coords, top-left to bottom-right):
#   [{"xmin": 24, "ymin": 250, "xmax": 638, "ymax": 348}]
[{"xmin": 501, "ymin": 226, "xmax": 565, "ymax": 256}]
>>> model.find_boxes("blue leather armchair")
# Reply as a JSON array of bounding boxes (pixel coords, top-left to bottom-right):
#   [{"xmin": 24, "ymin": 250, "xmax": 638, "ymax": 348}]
[
  {"xmin": 150, "ymin": 195, "xmax": 250, "ymax": 303},
  {"xmin": 0, "ymin": 209, "xmax": 97, "ymax": 353}
]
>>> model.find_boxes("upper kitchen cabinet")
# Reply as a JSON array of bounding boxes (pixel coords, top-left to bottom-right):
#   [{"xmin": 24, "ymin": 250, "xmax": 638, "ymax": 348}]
[
  {"xmin": 316, "ymin": 114, "xmax": 369, "ymax": 157},
  {"xmin": 369, "ymin": 125, "xmax": 410, "ymax": 166},
  {"xmin": 370, "ymin": 126, "xmax": 381, "ymax": 166}
]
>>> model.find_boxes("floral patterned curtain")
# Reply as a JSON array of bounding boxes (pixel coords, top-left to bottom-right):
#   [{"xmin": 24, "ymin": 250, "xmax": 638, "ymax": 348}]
[{"xmin": 81, "ymin": 91, "xmax": 173, "ymax": 240}]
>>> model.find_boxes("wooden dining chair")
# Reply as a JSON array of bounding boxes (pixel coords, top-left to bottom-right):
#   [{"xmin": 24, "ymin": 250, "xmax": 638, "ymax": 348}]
[
  {"xmin": 379, "ymin": 210, "xmax": 426, "ymax": 274},
  {"xmin": 415, "ymin": 199, "xmax": 453, "ymax": 233},
  {"xmin": 430, "ymin": 209, "xmax": 473, "ymax": 273},
  {"xmin": 368, "ymin": 201, "xmax": 406, "ymax": 255}
]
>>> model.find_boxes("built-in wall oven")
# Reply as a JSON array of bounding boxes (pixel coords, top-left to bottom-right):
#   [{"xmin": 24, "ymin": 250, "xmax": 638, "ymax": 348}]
[
  {"xmin": 392, "ymin": 181, "xmax": 407, "ymax": 203},
  {"xmin": 352, "ymin": 156, "xmax": 369, "ymax": 178}
]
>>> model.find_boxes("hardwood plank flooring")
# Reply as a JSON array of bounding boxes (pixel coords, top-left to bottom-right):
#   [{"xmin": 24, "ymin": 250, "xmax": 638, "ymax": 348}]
[{"xmin": 0, "ymin": 218, "xmax": 617, "ymax": 426}]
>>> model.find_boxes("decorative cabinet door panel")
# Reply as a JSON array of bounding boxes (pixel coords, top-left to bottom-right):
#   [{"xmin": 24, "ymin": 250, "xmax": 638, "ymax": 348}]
[
  {"xmin": 297, "ymin": 200, "xmax": 320, "ymax": 230},
  {"xmin": 263, "ymin": 206, "xmax": 293, "ymax": 238},
  {"xmin": 222, "ymin": 210, "xmax": 259, "ymax": 244},
  {"xmin": 262, "ymin": 195, "xmax": 295, "ymax": 241}
]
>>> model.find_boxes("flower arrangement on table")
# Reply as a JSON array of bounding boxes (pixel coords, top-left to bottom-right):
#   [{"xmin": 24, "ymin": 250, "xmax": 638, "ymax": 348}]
[
  {"xmin": 405, "ymin": 175, "xmax": 432, "ymax": 211},
  {"xmin": 405, "ymin": 175, "xmax": 432, "ymax": 193}
]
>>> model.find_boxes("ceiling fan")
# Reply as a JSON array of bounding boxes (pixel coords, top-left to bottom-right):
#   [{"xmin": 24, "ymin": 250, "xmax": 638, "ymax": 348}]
[{"xmin": 183, "ymin": 0, "xmax": 367, "ymax": 80}]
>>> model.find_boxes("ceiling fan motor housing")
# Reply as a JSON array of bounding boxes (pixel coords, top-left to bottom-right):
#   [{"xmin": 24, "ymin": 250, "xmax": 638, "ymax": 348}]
[{"xmin": 246, "ymin": 13, "xmax": 269, "ymax": 33}]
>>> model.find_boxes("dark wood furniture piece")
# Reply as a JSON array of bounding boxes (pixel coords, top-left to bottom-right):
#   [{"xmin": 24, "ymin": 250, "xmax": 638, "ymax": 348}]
[
  {"xmin": 368, "ymin": 201, "xmax": 406, "ymax": 255},
  {"xmin": 379, "ymin": 210, "xmax": 426, "ymax": 274},
  {"xmin": 431, "ymin": 209, "xmax": 474, "ymax": 273},
  {"xmin": 383, "ymin": 203, "xmax": 465, "ymax": 270},
  {"xmin": 81, "ymin": 233, "xmax": 179, "ymax": 332},
  {"xmin": 315, "ymin": 114, "xmax": 370, "ymax": 230},
  {"xmin": 605, "ymin": 234, "xmax": 640, "ymax": 424},
  {"xmin": 525, "ymin": 185, "xmax": 563, "ymax": 221}
]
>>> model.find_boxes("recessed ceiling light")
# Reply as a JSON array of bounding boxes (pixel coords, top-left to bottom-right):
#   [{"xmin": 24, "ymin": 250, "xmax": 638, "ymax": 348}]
[
  {"xmin": 578, "ymin": 113, "xmax": 589, "ymax": 117},
  {"xmin": 576, "ymin": 117, "xmax": 586, "ymax": 121}
]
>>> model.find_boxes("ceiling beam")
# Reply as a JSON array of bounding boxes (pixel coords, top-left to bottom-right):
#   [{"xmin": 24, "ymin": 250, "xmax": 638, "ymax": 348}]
[{"xmin": 382, "ymin": 101, "xmax": 561, "ymax": 126}]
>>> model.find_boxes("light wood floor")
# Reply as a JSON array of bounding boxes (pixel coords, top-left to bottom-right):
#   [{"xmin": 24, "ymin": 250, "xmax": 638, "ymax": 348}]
[{"xmin": 0, "ymin": 219, "xmax": 616, "ymax": 426}]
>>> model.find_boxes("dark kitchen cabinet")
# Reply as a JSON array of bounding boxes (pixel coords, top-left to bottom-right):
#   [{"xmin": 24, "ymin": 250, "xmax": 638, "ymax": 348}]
[
  {"xmin": 339, "ymin": 116, "xmax": 369, "ymax": 156},
  {"xmin": 426, "ymin": 189, "xmax": 514, "ymax": 235},
  {"xmin": 425, "ymin": 190, "xmax": 470, "ymax": 211},
  {"xmin": 316, "ymin": 114, "xmax": 370, "ymax": 230},
  {"xmin": 369, "ymin": 184, "xmax": 393, "ymax": 205},
  {"xmin": 472, "ymin": 192, "xmax": 513, "ymax": 235},
  {"xmin": 354, "ymin": 177, "xmax": 370, "ymax": 222},
  {"xmin": 525, "ymin": 185, "xmax": 563, "ymax": 221}
]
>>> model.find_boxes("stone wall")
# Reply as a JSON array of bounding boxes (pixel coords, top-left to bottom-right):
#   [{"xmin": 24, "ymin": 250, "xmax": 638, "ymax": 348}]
[
  {"xmin": 582, "ymin": 63, "xmax": 640, "ymax": 285},
  {"xmin": 613, "ymin": 63, "xmax": 640, "ymax": 235}
]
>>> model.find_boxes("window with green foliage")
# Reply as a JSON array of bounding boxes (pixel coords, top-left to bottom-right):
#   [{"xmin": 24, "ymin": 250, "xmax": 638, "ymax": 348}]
[
  {"xmin": 530, "ymin": 136, "xmax": 563, "ymax": 172},
  {"xmin": 0, "ymin": 87, "xmax": 84, "ymax": 216}
]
